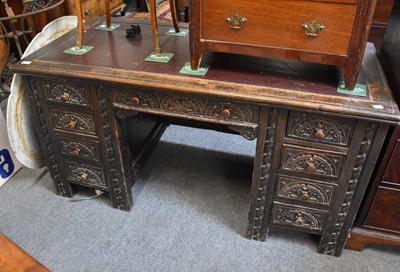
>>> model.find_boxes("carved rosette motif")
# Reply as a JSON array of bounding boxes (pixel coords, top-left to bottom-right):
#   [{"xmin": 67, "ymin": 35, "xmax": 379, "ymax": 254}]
[
  {"xmin": 99, "ymin": 88, "xmax": 130, "ymax": 210},
  {"xmin": 323, "ymin": 124, "xmax": 377, "ymax": 255},
  {"xmin": 60, "ymin": 139, "xmax": 100, "ymax": 161},
  {"xmin": 113, "ymin": 88, "xmax": 257, "ymax": 124},
  {"xmin": 51, "ymin": 110, "xmax": 95, "ymax": 134},
  {"xmin": 28, "ymin": 78, "xmax": 72, "ymax": 196},
  {"xmin": 287, "ymin": 112, "xmax": 353, "ymax": 146},
  {"xmin": 44, "ymin": 80, "xmax": 90, "ymax": 106},
  {"xmin": 273, "ymin": 205, "xmax": 326, "ymax": 231},
  {"xmin": 282, "ymin": 149, "xmax": 342, "ymax": 178},
  {"xmin": 277, "ymin": 180, "xmax": 332, "ymax": 205},
  {"xmin": 66, "ymin": 163, "xmax": 105, "ymax": 186},
  {"xmin": 228, "ymin": 125, "xmax": 257, "ymax": 140},
  {"xmin": 247, "ymin": 109, "xmax": 279, "ymax": 240}
]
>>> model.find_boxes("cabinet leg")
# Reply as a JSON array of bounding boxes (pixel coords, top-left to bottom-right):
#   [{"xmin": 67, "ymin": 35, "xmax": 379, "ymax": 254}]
[
  {"xmin": 342, "ymin": 65, "xmax": 357, "ymax": 90},
  {"xmin": 190, "ymin": 53, "xmax": 203, "ymax": 70}
]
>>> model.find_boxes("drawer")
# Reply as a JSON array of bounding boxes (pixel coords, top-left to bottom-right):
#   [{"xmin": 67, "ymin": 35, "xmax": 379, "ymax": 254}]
[
  {"xmin": 113, "ymin": 88, "xmax": 258, "ymax": 125},
  {"xmin": 58, "ymin": 136, "xmax": 101, "ymax": 162},
  {"xmin": 276, "ymin": 175, "xmax": 334, "ymax": 206},
  {"xmin": 281, "ymin": 145, "xmax": 344, "ymax": 179},
  {"xmin": 65, "ymin": 161, "xmax": 107, "ymax": 189},
  {"xmin": 50, "ymin": 109, "xmax": 96, "ymax": 135},
  {"xmin": 201, "ymin": 0, "xmax": 357, "ymax": 56},
  {"xmin": 44, "ymin": 79, "xmax": 91, "ymax": 108},
  {"xmin": 286, "ymin": 111, "xmax": 354, "ymax": 147},
  {"xmin": 272, "ymin": 202, "xmax": 329, "ymax": 233}
]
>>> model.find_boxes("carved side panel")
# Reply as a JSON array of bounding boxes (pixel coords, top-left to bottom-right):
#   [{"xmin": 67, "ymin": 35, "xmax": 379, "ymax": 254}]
[
  {"xmin": 59, "ymin": 137, "xmax": 100, "ymax": 162},
  {"xmin": 323, "ymin": 124, "xmax": 377, "ymax": 255},
  {"xmin": 287, "ymin": 111, "xmax": 354, "ymax": 146},
  {"xmin": 113, "ymin": 88, "xmax": 257, "ymax": 124},
  {"xmin": 98, "ymin": 89, "xmax": 131, "ymax": 210},
  {"xmin": 65, "ymin": 162, "xmax": 106, "ymax": 188},
  {"xmin": 44, "ymin": 80, "xmax": 90, "ymax": 107},
  {"xmin": 27, "ymin": 77, "xmax": 73, "ymax": 196},
  {"xmin": 51, "ymin": 109, "xmax": 96, "ymax": 135},
  {"xmin": 272, "ymin": 203, "xmax": 328, "ymax": 232},
  {"xmin": 247, "ymin": 108, "xmax": 279, "ymax": 240},
  {"xmin": 281, "ymin": 147, "xmax": 343, "ymax": 178},
  {"xmin": 276, "ymin": 176, "xmax": 334, "ymax": 205}
]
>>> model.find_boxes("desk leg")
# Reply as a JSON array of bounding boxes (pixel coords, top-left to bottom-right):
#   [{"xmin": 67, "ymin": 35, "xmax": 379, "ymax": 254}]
[
  {"xmin": 96, "ymin": 89, "xmax": 133, "ymax": 211},
  {"xmin": 246, "ymin": 107, "xmax": 280, "ymax": 241}
]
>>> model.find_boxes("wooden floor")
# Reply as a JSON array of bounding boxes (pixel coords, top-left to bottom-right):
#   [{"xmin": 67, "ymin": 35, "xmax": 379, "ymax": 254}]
[{"xmin": 0, "ymin": 232, "xmax": 50, "ymax": 272}]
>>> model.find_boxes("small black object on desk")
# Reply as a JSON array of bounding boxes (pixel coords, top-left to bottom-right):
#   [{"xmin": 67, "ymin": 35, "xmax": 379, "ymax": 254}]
[{"xmin": 126, "ymin": 25, "xmax": 141, "ymax": 38}]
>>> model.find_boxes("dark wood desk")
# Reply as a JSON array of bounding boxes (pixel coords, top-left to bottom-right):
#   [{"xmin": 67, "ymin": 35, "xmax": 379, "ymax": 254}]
[{"xmin": 12, "ymin": 18, "xmax": 400, "ymax": 256}]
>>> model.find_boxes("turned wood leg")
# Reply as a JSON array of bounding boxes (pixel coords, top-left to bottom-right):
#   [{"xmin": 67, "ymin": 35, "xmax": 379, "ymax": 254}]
[
  {"xmin": 342, "ymin": 63, "xmax": 358, "ymax": 90},
  {"xmin": 149, "ymin": 0, "xmax": 161, "ymax": 56},
  {"xmin": 169, "ymin": 0, "xmax": 180, "ymax": 32},
  {"xmin": 104, "ymin": 0, "xmax": 111, "ymax": 28},
  {"xmin": 190, "ymin": 52, "xmax": 203, "ymax": 70},
  {"xmin": 74, "ymin": 0, "xmax": 83, "ymax": 49}
]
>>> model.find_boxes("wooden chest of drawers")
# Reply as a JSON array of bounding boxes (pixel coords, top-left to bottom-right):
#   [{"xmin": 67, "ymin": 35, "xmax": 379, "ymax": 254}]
[{"xmin": 190, "ymin": 0, "xmax": 377, "ymax": 90}]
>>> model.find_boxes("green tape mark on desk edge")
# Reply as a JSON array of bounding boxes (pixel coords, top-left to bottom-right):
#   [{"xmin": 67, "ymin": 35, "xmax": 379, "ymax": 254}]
[
  {"xmin": 179, "ymin": 62, "xmax": 210, "ymax": 76},
  {"xmin": 63, "ymin": 45, "xmax": 94, "ymax": 55},
  {"xmin": 95, "ymin": 23, "xmax": 120, "ymax": 31},
  {"xmin": 145, "ymin": 52, "xmax": 174, "ymax": 63},
  {"xmin": 337, "ymin": 81, "xmax": 367, "ymax": 97},
  {"xmin": 165, "ymin": 28, "xmax": 189, "ymax": 37}
]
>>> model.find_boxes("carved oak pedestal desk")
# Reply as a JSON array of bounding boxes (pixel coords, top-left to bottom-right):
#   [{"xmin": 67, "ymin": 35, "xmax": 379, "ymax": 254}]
[{"xmin": 12, "ymin": 18, "xmax": 400, "ymax": 256}]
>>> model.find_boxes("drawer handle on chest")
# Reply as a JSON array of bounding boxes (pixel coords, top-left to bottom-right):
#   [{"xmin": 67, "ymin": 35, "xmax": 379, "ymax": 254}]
[
  {"xmin": 302, "ymin": 19, "xmax": 325, "ymax": 37},
  {"xmin": 131, "ymin": 97, "xmax": 140, "ymax": 105},
  {"xmin": 221, "ymin": 108, "xmax": 231, "ymax": 119},
  {"xmin": 294, "ymin": 212, "xmax": 304, "ymax": 225},
  {"xmin": 305, "ymin": 158, "xmax": 317, "ymax": 173},
  {"xmin": 78, "ymin": 172, "xmax": 88, "ymax": 182},
  {"xmin": 70, "ymin": 149, "xmax": 81, "ymax": 157},
  {"xmin": 225, "ymin": 13, "xmax": 247, "ymax": 30},
  {"xmin": 315, "ymin": 128, "xmax": 325, "ymax": 140},
  {"xmin": 60, "ymin": 93, "xmax": 70, "ymax": 102},
  {"xmin": 68, "ymin": 120, "xmax": 76, "ymax": 129}
]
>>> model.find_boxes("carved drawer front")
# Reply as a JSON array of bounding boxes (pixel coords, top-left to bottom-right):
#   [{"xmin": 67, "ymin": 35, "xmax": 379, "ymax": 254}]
[
  {"xmin": 201, "ymin": 0, "xmax": 357, "ymax": 56},
  {"xmin": 44, "ymin": 79, "xmax": 91, "ymax": 107},
  {"xmin": 58, "ymin": 136, "xmax": 101, "ymax": 162},
  {"xmin": 281, "ymin": 146, "xmax": 344, "ymax": 179},
  {"xmin": 286, "ymin": 111, "xmax": 354, "ymax": 146},
  {"xmin": 276, "ymin": 175, "xmax": 334, "ymax": 206},
  {"xmin": 50, "ymin": 109, "xmax": 96, "ymax": 135},
  {"xmin": 65, "ymin": 161, "xmax": 107, "ymax": 189},
  {"xmin": 113, "ymin": 88, "xmax": 258, "ymax": 125},
  {"xmin": 272, "ymin": 202, "xmax": 329, "ymax": 233}
]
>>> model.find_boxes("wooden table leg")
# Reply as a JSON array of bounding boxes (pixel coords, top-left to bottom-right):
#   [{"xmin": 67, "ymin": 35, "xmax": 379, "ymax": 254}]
[
  {"xmin": 74, "ymin": 0, "xmax": 83, "ymax": 49},
  {"xmin": 169, "ymin": 0, "xmax": 180, "ymax": 32},
  {"xmin": 104, "ymin": 0, "xmax": 111, "ymax": 28},
  {"xmin": 149, "ymin": 0, "xmax": 161, "ymax": 56}
]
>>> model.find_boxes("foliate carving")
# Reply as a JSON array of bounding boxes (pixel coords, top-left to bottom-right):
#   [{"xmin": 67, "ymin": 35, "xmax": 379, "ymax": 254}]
[
  {"xmin": 272, "ymin": 204, "xmax": 327, "ymax": 231},
  {"xmin": 323, "ymin": 124, "xmax": 377, "ymax": 255},
  {"xmin": 277, "ymin": 177, "xmax": 333, "ymax": 205},
  {"xmin": 247, "ymin": 108, "xmax": 279, "ymax": 240},
  {"xmin": 282, "ymin": 148, "xmax": 343, "ymax": 178},
  {"xmin": 160, "ymin": 94, "xmax": 203, "ymax": 115},
  {"xmin": 60, "ymin": 138, "xmax": 100, "ymax": 162},
  {"xmin": 228, "ymin": 125, "xmax": 257, "ymax": 140},
  {"xmin": 65, "ymin": 162, "xmax": 106, "ymax": 187},
  {"xmin": 44, "ymin": 80, "xmax": 90, "ymax": 106},
  {"xmin": 99, "ymin": 89, "xmax": 130, "ymax": 210},
  {"xmin": 113, "ymin": 88, "xmax": 257, "ymax": 124},
  {"xmin": 287, "ymin": 112, "xmax": 353, "ymax": 146},
  {"xmin": 27, "ymin": 78, "xmax": 72, "ymax": 196},
  {"xmin": 51, "ymin": 110, "xmax": 95, "ymax": 134}
]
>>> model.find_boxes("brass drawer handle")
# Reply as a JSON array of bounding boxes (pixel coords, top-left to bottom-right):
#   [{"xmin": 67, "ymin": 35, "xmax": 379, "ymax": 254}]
[
  {"xmin": 221, "ymin": 108, "xmax": 231, "ymax": 119},
  {"xmin": 315, "ymin": 129, "xmax": 325, "ymax": 140},
  {"xmin": 60, "ymin": 93, "xmax": 70, "ymax": 102},
  {"xmin": 84, "ymin": 9, "xmax": 91, "ymax": 16},
  {"xmin": 225, "ymin": 13, "xmax": 247, "ymax": 30},
  {"xmin": 131, "ymin": 97, "xmax": 140, "ymax": 105},
  {"xmin": 302, "ymin": 19, "xmax": 325, "ymax": 37},
  {"xmin": 294, "ymin": 212, "xmax": 304, "ymax": 225},
  {"xmin": 305, "ymin": 159, "xmax": 317, "ymax": 172},
  {"xmin": 71, "ymin": 149, "xmax": 80, "ymax": 157},
  {"xmin": 68, "ymin": 120, "xmax": 76, "ymax": 129},
  {"xmin": 78, "ymin": 172, "xmax": 88, "ymax": 182}
]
